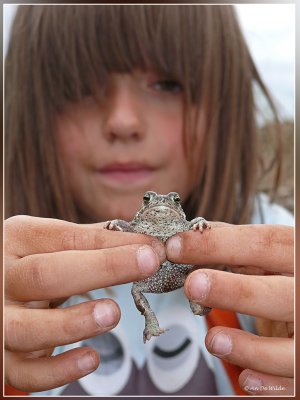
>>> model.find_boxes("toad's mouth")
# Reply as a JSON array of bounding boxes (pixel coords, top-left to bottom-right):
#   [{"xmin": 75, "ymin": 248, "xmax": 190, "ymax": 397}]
[{"xmin": 141, "ymin": 205, "xmax": 183, "ymax": 219}]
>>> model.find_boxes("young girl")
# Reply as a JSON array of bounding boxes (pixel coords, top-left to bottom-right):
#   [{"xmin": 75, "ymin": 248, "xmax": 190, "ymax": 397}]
[{"xmin": 5, "ymin": 4, "xmax": 294, "ymax": 396}]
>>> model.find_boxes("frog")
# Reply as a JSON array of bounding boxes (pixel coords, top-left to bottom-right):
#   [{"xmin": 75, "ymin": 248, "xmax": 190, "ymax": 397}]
[{"xmin": 104, "ymin": 191, "xmax": 211, "ymax": 342}]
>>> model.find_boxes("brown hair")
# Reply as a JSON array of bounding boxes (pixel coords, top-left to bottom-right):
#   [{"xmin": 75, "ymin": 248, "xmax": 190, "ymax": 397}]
[{"xmin": 5, "ymin": 4, "xmax": 282, "ymax": 223}]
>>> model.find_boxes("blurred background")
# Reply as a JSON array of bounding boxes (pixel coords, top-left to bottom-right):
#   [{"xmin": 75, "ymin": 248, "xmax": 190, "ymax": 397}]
[
  {"xmin": 235, "ymin": 4, "xmax": 294, "ymax": 213},
  {"xmin": 3, "ymin": 4, "xmax": 294, "ymax": 212}
]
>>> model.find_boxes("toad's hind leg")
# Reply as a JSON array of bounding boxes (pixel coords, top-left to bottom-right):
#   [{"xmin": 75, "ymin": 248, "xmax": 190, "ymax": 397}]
[
  {"xmin": 131, "ymin": 283, "xmax": 167, "ymax": 343},
  {"xmin": 189, "ymin": 301, "xmax": 211, "ymax": 316}
]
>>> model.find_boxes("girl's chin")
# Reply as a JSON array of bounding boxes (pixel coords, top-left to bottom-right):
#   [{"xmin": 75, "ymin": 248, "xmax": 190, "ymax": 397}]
[
  {"xmin": 82, "ymin": 201, "xmax": 141, "ymax": 223},
  {"xmin": 99, "ymin": 208, "xmax": 139, "ymax": 222}
]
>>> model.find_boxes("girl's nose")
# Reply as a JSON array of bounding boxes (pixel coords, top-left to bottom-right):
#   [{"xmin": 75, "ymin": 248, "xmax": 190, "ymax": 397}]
[{"xmin": 103, "ymin": 77, "xmax": 145, "ymax": 143}]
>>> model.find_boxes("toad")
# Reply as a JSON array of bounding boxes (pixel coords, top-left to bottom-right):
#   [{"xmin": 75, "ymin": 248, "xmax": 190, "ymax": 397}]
[{"xmin": 104, "ymin": 191, "xmax": 211, "ymax": 342}]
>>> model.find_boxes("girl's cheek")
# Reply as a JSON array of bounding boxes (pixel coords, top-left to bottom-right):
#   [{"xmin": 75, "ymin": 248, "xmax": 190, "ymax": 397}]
[
  {"xmin": 158, "ymin": 119, "xmax": 184, "ymax": 149},
  {"xmin": 55, "ymin": 116, "xmax": 90, "ymax": 163}
]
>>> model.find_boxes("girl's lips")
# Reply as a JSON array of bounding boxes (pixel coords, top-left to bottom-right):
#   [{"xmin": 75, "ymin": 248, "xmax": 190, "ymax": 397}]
[{"xmin": 98, "ymin": 163, "xmax": 156, "ymax": 184}]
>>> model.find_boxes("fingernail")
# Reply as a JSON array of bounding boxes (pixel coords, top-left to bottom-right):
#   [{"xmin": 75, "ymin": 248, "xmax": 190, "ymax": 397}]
[
  {"xmin": 137, "ymin": 245, "xmax": 159, "ymax": 275},
  {"xmin": 209, "ymin": 332, "xmax": 232, "ymax": 356},
  {"xmin": 188, "ymin": 271, "xmax": 210, "ymax": 301},
  {"xmin": 93, "ymin": 301, "xmax": 117, "ymax": 328},
  {"xmin": 242, "ymin": 375, "xmax": 263, "ymax": 393},
  {"xmin": 151, "ymin": 240, "xmax": 166, "ymax": 263},
  {"xmin": 166, "ymin": 235, "xmax": 182, "ymax": 259},
  {"xmin": 78, "ymin": 353, "xmax": 97, "ymax": 373}
]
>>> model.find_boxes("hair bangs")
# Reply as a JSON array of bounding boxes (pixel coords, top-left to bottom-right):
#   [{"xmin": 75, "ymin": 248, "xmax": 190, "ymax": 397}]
[{"xmin": 29, "ymin": 5, "xmax": 210, "ymax": 110}]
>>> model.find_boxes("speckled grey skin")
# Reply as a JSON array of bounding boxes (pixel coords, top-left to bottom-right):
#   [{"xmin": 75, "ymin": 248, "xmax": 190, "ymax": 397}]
[{"xmin": 104, "ymin": 191, "xmax": 211, "ymax": 343}]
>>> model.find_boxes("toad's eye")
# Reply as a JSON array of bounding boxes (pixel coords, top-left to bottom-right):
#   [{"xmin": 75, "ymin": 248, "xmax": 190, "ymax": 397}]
[
  {"xmin": 174, "ymin": 195, "xmax": 181, "ymax": 203},
  {"xmin": 143, "ymin": 191, "xmax": 157, "ymax": 204},
  {"xmin": 143, "ymin": 193, "xmax": 151, "ymax": 203}
]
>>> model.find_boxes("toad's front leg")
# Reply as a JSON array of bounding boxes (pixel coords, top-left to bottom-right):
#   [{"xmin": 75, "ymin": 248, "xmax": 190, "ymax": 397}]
[
  {"xmin": 189, "ymin": 300, "xmax": 211, "ymax": 316},
  {"xmin": 131, "ymin": 283, "xmax": 167, "ymax": 343},
  {"xmin": 104, "ymin": 219, "xmax": 133, "ymax": 232},
  {"xmin": 189, "ymin": 217, "xmax": 211, "ymax": 232}
]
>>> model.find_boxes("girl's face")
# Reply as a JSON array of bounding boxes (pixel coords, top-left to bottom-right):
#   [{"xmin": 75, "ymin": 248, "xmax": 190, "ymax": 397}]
[{"xmin": 56, "ymin": 71, "xmax": 205, "ymax": 222}]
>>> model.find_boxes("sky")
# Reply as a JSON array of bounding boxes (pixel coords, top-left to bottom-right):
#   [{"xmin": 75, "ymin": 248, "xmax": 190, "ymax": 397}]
[
  {"xmin": 3, "ymin": 4, "xmax": 295, "ymax": 120},
  {"xmin": 235, "ymin": 4, "xmax": 294, "ymax": 121}
]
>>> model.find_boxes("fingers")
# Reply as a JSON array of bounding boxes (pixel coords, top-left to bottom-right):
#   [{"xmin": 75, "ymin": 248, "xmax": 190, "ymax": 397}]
[
  {"xmin": 5, "ymin": 215, "xmax": 161, "ymax": 257},
  {"xmin": 184, "ymin": 269, "xmax": 293, "ymax": 322},
  {"xmin": 6, "ymin": 244, "xmax": 163, "ymax": 301},
  {"xmin": 166, "ymin": 223, "xmax": 294, "ymax": 274},
  {"xmin": 5, "ymin": 299, "xmax": 120, "ymax": 352},
  {"xmin": 239, "ymin": 368, "xmax": 294, "ymax": 395},
  {"xmin": 255, "ymin": 318, "xmax": 294, "ymax": 338},
  {"xmin": 205, "ymin": 327, "xmax": 294, "ymax": 378},
  {"xmin": 5, "ymin": 346, "xmax": 100, "ymax": 392}
]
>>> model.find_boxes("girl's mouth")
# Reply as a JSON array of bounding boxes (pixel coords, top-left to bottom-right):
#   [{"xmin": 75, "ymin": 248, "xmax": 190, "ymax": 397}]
[{"xmin": 97, "ymin": 162, "xmax": 156, "ymax": 185}]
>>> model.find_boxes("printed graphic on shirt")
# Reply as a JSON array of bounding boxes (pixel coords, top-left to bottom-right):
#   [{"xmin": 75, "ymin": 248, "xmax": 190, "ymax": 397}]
[{"xmin": 61, "ymin": 305, "xmax": 217, "ymax": 395}]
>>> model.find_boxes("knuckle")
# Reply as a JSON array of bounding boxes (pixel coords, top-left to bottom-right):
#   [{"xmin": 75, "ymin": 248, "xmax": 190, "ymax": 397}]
[
  {"xmin": 61, "ymin": 306, "xmax": 90, "ymax": 340},
  {"xmin": 61, "ymin": 312, "xmax": 79, "ymax": 339},
  {"xmin": 5, "ymin": 314, "xmax": 24, "ymax": 351},
  {"xmin": 98, "ymin": 250, "xmax": 112, "ymax": 275},
  {"xmin": 8, "ymin": 366, "xmax": 33, "ymax": 393},
  {"xmin": 5, "ymin": 267, "xmax": 16, "ymax": 297},
  {"xmin": 213, "ymin": 271, "xmax": 253, "ymax": 306},
  {"xmin": 249, "ymin": 335, "xmax": 268, "ymax": 361},
  {"xmin": 250, "ymin": 225, "xmax": 293, "ymax": 255},
  {"xmin": 99, "ymin": 249, "xmax": 122, "ymax": 282},
  {"xmin": 18, "ymin": 256, "xmax": 48, "ymax": 294},
  {"xmin": 5, "ymin": 215, "xmax": 31, "ymax": 231},
  {"xmin": 6, "ymin": 258, "xmax": 44, "ymax": 300},
  {"xmin": 5, "ymin": 215, "xmax": 31, "ymax": 251},
  {"xmin": 5, "ymin": 365, "xmax": 21, "ymax": 390},
  {"xmin": 4, "ymin": 312, "xmax": 36, "ymax": 353},
  {"xmin": 282, "ymin": 278, "xmax": 294, "ymax": 321},
  {"xmin": 233, "ymin": 275, "xmax": 253, "ymax": 301},
  {"xmin": 251, "ymin": 226, "xmax": 276, "ymax": 252},
  {"xmin": 198, "ymin": 232, "xmax": 217, "ymax": 258},
  {"xmin": 61, "ymin": 228, "xmax": 99, "ymax": 250},
  {"xmin": 5, "ymin": 215, "xmax": 39, "ymax": 240},
  {"xmin": 5, "ymin": 216, "xmax": 47, "ymax": 259}
]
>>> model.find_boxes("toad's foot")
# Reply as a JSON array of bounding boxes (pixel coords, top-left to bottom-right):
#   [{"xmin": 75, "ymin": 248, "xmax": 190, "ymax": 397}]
[
  {"xmin": 143, "ymin": 324, "xmax": 168, "ymax": 343},
  {"xmin": 104, "ymin": 219, "xmax": 132, "ymax": 232},
  {"xmin": 131, "ymin": 284, "xmax": 168, "ymax": 342},
  {"xmin": 189, "ymin": 217, "xmax": 211, "ymax": 233},
  {"xmin": 189, "ymin": 301, "xmax": 211, "ymax": 316}
]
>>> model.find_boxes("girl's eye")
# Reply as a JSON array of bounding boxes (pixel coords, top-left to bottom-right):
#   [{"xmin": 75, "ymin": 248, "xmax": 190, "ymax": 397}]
[{"xmin": 152, "ymin": 80, "xmax": 183, "ymax": 93}]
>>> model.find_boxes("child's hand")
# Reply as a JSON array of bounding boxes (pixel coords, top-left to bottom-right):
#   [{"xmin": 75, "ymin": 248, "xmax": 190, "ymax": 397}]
[
  {"xmin": 5, "ymin": 215, "xmax": 165, "ymax": 392},
  {"xmin": 166, "ymin": 223, "xmax": 294, "ymax": 395}
]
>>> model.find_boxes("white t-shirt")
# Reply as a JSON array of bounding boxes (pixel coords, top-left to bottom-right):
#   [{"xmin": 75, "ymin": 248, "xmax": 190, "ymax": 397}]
[{"xmin": 33, "ymin": 194, "xmax": 294, "ymax": 396}]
